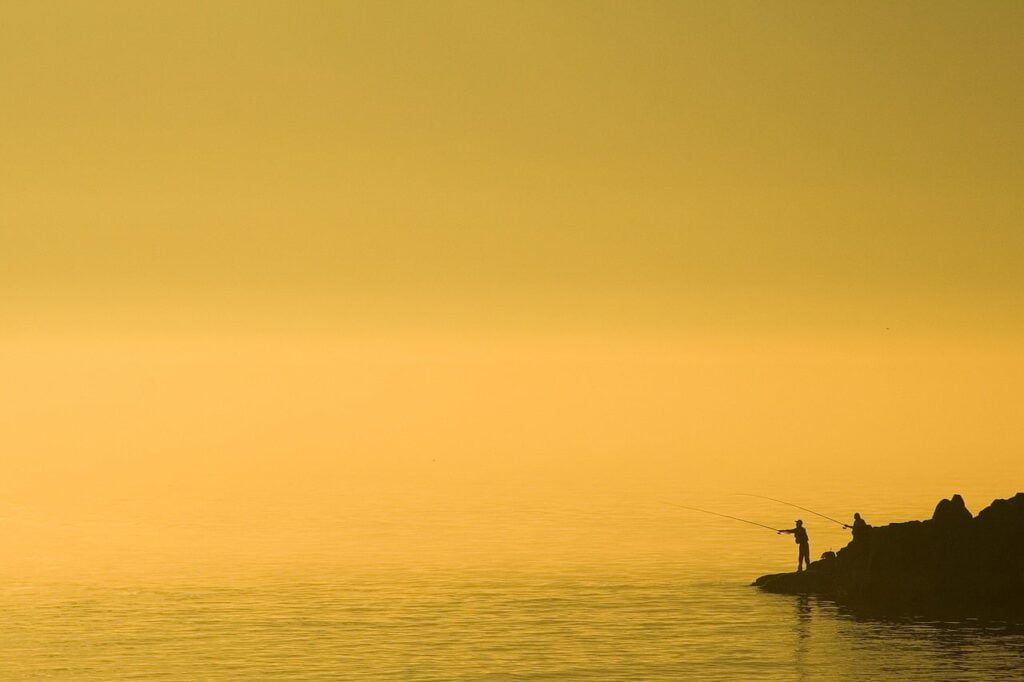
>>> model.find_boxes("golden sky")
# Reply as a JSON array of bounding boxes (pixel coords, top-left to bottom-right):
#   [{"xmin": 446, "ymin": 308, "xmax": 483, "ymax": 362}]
[
  {"xmin": 3, "ymin": 1, "xmax": 1021, "ymax": 334},
  {"xmin": 0, "ymin": 2, "xmax": 1021, "ymax": 571}
]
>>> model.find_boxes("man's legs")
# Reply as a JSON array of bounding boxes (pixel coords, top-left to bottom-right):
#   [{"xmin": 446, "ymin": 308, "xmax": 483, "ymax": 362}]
[{"xmin": 798, "ymin": 543, "xmax": 810, "ymax": 571}]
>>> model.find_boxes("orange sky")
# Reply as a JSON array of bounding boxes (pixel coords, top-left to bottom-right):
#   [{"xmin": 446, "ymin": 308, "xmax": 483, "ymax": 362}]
[{"xmin": 1, "ymin": 2, "xmax": 1021, "ymax": 572}]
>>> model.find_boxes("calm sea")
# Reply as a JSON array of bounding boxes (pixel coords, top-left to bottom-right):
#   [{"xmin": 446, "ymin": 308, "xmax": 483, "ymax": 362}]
[{"xmin": 2, "ymin": 483, "xmax": 1022, "ymax": 680}]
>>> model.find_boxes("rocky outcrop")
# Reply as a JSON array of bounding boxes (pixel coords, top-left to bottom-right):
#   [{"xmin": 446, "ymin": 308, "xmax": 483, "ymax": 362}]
[{"xmin": 753, "ymin": 493, "xmax": 1024, "ymax": 619}]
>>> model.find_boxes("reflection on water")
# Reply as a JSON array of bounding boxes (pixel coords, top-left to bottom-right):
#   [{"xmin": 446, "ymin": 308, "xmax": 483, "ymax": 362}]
[
  {"xmin": 794, "ymin": 595, "xmax": 812, "ymax": 681},
  {"xmin": 2, "ymin": 568, "xmax": 1023, "ymax": 680}
]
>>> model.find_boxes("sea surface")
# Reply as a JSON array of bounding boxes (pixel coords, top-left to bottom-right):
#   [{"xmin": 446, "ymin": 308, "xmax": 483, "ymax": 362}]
[{"xmin": 2, "ymin": 484, "xmax": 1023, "ymax": 680}]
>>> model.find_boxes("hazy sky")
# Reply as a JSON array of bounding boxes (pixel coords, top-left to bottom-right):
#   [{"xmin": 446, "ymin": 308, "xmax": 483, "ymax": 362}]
[
  {"xmin": 3, "ymin": 1, "xmax": 1021, "ymax": 334},
  {"xmin": 1, "ymin": 2, "xmax": 1021, "ymax": 572}
]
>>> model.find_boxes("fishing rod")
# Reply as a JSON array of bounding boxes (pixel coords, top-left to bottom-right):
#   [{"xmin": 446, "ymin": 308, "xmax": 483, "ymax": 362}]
[
  {"xmin": 663, "ymin": 501, "xmax": 781, "ymax": 533},
  {"xmin": 740, "ymin": 494, "xmax": 847, "ymax": 528}
]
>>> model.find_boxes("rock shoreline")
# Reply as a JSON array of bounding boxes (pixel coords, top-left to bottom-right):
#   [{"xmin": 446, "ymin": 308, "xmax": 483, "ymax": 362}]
[{"xmin": 753, "ymin": 493, "xmax": 1024, "ymax": 619}]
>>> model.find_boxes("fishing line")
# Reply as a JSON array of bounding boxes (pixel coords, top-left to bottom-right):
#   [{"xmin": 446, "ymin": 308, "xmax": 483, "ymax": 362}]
[
  {"xmin": 662, "ymin": 501, "xmax": 781, "ymax": 533},
  {"xmin": 739, "ymin": 494, "xmax": 847, "ymax": 528}
]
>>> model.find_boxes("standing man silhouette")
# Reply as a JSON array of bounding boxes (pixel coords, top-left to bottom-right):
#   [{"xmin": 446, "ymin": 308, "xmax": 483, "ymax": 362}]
[{"xmin": 778, "ymin": 520, "xmax": 811, "ymax": 571}]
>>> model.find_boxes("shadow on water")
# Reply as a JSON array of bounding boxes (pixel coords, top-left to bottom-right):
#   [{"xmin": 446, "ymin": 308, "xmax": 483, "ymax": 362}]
[
  {"xmin": 776, "ymin": 591, "xmax": 1024, "ymax": 680},
  {"xmin": 830, "ymin": 597, "xmax": 1024, "ymax": 632}
]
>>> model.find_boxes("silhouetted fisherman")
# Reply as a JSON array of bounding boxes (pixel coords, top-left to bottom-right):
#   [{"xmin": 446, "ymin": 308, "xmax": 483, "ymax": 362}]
[
  {"xmin": 843, "ymin": 513, "xmax": 869, "ymax": 540},
  {"xmin": 778, "ymin": 520, "xmax": 811, "ymax": 572}
]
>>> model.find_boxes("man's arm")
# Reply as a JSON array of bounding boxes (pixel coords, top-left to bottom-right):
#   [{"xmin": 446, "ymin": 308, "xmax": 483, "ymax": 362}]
[{"xmin": 777, "ymin": 528, "xmax": 795, "ymax": 535}]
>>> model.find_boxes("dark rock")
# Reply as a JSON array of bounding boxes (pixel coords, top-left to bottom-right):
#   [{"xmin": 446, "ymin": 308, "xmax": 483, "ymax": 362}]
[
  {"xmin": 932, "ymin": 493, "xmax": 972, "ymax": 525},
  {"xmin": 754, "ymin": 554, "xmax": 836, "ymax": 594},
  {"xmin": 754, "ymin": 492, "xmax": 1024, "ymax": 619}
]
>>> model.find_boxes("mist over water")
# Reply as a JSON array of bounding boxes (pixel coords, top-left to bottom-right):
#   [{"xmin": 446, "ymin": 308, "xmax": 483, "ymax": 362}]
[
  {"xmin": 2, "ymin": 334, "xmax": 1022, "ymax": 678},
  {"xmin": 3, "ymin": 472, "xmax": 1023, "ymax": 679}
]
